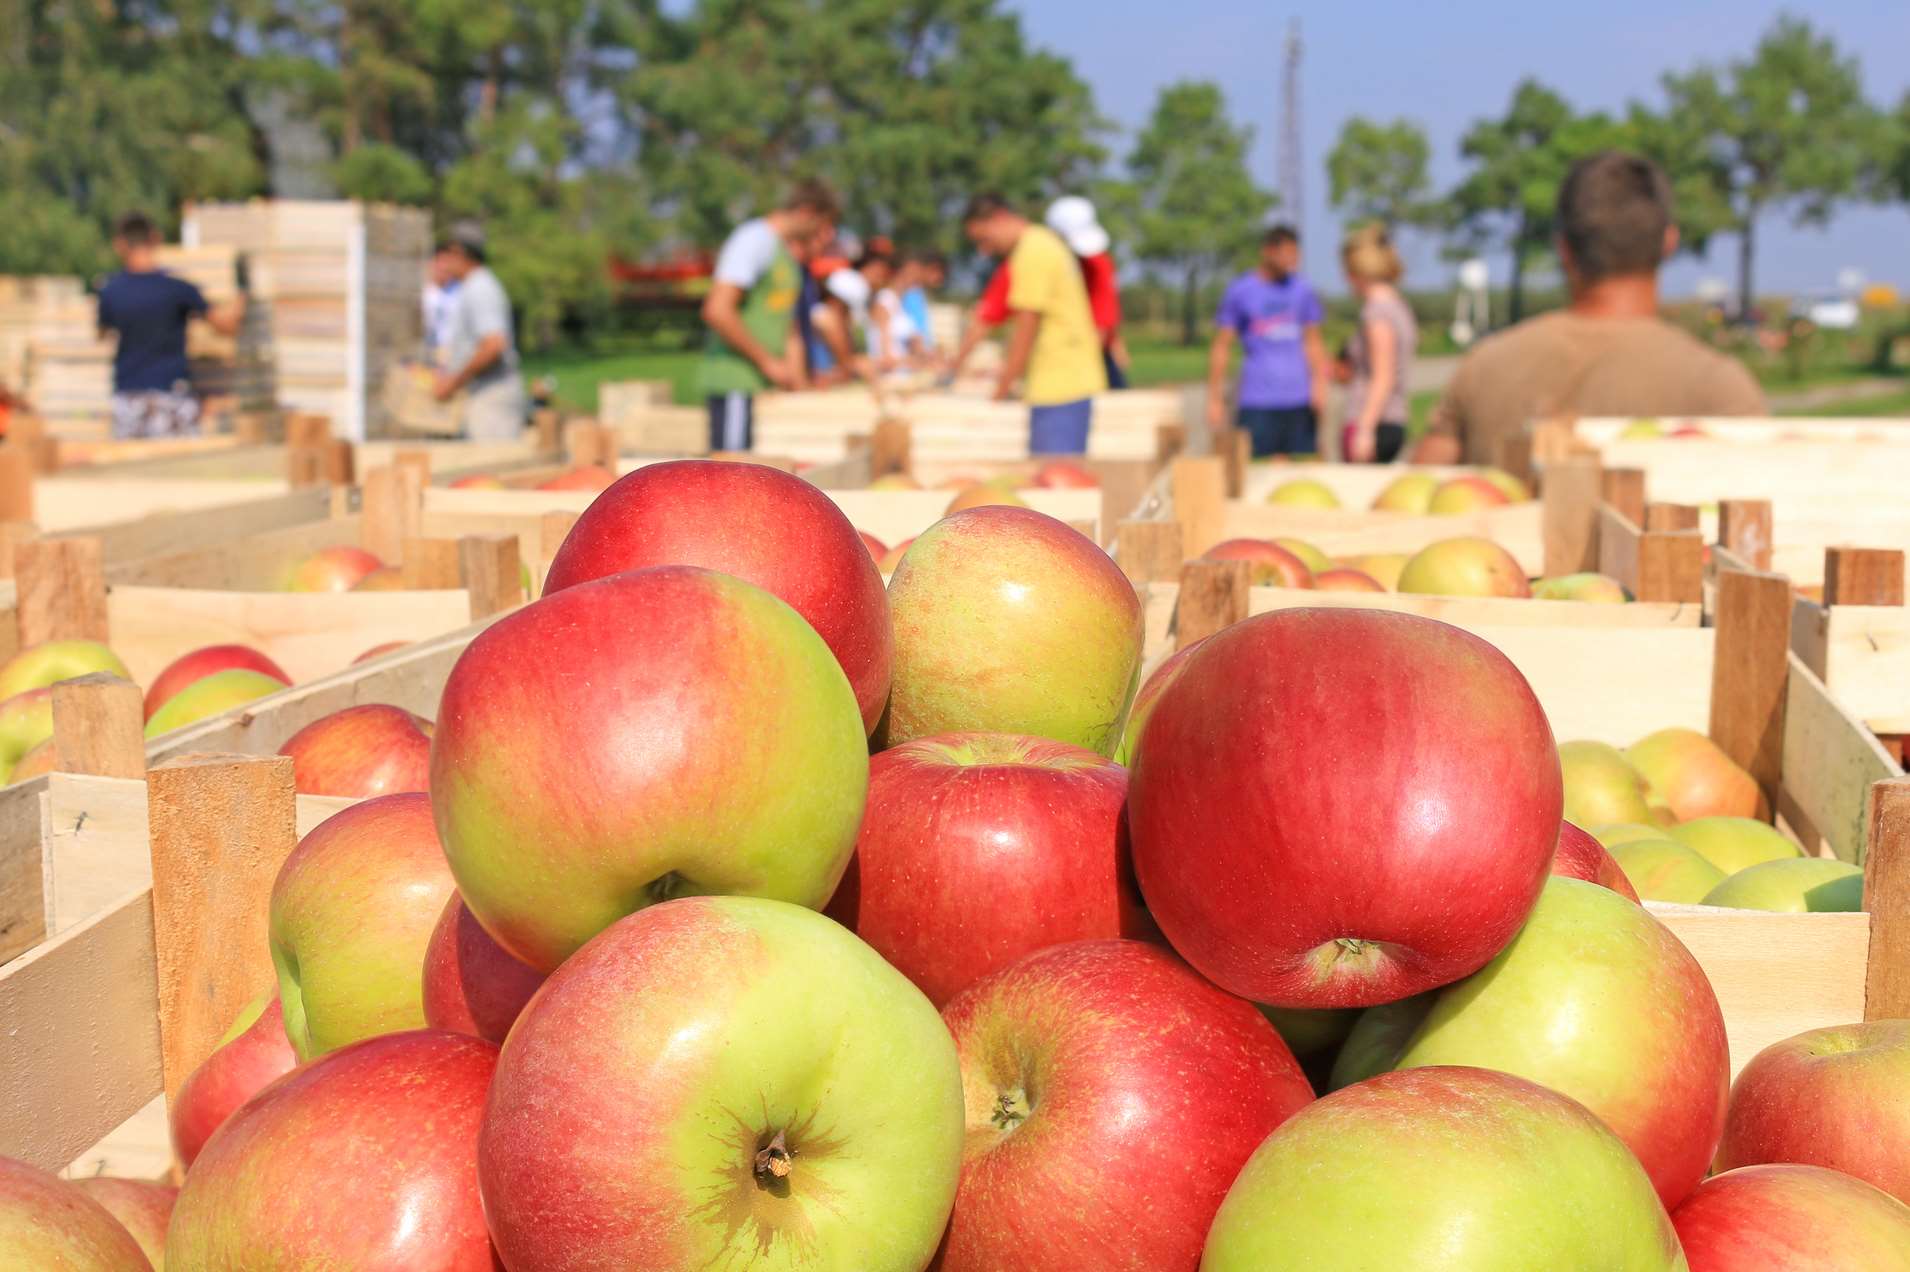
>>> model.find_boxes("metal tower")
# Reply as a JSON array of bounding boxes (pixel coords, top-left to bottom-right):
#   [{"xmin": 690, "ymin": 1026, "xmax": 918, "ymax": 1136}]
[{"xmin": 1277, "ymin": 18, "xmax": 1303, "ymax": 237}]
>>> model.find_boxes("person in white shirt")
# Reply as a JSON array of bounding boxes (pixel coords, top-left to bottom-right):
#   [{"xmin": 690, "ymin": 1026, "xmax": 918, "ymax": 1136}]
[{"xmin": 421, "ymin": 242, "xmax": 461, "ymax": 364}]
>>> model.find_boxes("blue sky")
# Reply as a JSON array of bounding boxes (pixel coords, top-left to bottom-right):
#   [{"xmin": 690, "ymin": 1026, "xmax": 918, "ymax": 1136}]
[{"xmin": 1010, "ymin": 0, "xmax": 1910, "ymax": 298}]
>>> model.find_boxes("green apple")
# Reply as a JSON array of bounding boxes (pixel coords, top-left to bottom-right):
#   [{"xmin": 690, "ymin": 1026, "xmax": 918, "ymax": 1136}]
[
  {"xmin": 0, "ymin": 640, "xmax": 130, "ymax": 702},
  {"xmin": 0, "ymin": 689, "xmax": 53, "ymax": 785},
  {"xmin": 145, "ymin": 668, "xmax": 287, "ymax": 738},
  {"xmin": 1610, "ymin": 838, "xmax": 1727, "ymax": 903},
  {"xmin": 1560, "ymin": 740, "xmax": 1654, "ymax": 828},
  {"xmin": 480, "ymin": 896, "xmax": 965, "ymax": 1270},
  {"xmin": 1329, "ymin": 993, "xmax": 1434, "ymax": 1090},
  {"xmin": 270, "ymin": 793, "xmax": 456, "ymax": 1060},
  {"xmin": 1370, "ymin": 473, "xmax": 1437, "ymax": 513},
  {"xmin": 1667, "ymin": 816, "xmax": 1802, "ymax": 874},
  {"xmin": 885, "ymin": 507, "xmax": 1143, "ymax": 756},
  {"xmin": 1202, "ymin": 1067, "xmax": 1687, "ymax": 1271},
  {"xmin": 1265, "ymin": 478, "xmax": 1339, "ymax": 508},
  {"xmin": 1272, "ymin": 537, "xmax": 1333, "ymax": 574},
  {"xmin": 1701, "ymin": 858, "xmax": 1865, "ymax": 912},
  {"xmin": 1532, "ymin": 572, "xmax": 1629, "ymax": 603},
  {"xmin": 1594, "ymin": 822, "xmax": 1665, "ymax": 849}
]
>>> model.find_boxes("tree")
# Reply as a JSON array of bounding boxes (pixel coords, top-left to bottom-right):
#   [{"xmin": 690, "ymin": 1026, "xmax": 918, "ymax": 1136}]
[
  {"xmin": 1886, "ymin": 91, "xmax": 1910, "ymax": 202},
  {"xmin": 1327, "ymin": 117, "xmax": 1434, "ymax": 228},
  {"xmin": 622, "ymin": 0, "xmax": 1108, "ymax": 251},
  {"xmin": 1117, "ymin": 81, "xmax": 1273, "ymax": 346},
  {"xmin": 1661, "ymin": 16, "xmax": 1878, "ymax": 316}
]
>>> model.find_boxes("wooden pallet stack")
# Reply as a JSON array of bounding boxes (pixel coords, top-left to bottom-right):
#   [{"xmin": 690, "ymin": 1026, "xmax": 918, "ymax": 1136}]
[
  {"xmin": 151, "ymin": 246, "xmax": 275, "ymax": 418},
  {"xmin": 751, "ymin": 386, "xmax": 1180, "ymax": 464},
  {"xmin": 10, "ymin": 278, "xmax": 108, "ymax": 428},
  {"xmin": 0, "ymin": 277, "xmax": 91, "ymax": 398},
  {"xmin": 184, "ymin": 200, "xmax": 430, "ymax": 440}
]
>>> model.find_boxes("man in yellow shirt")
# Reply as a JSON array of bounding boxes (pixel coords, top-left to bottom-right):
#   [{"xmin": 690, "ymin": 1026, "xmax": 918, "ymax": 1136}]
[{"xmin": 962, "ymin": 193, "xmax": 1107, "ymax": 453}]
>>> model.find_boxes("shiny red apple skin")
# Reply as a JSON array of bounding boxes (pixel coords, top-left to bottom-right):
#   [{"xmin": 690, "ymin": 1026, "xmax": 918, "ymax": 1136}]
[
  {"xmin": 1129, "ymin": 608, "xmax": 1561, "ymax": 1007},
  {"xmin": 1672, "ymin": 1164, "xmax": 1910, "ymax": 1270},
  {"xmin": 279, "ymin": 704, "xmax": 433, "ymax": 797},
  {"xmin": 169, "ymin": 995, "xmax": 299, "ymax": 1167},
  {"xmin": 421, "ymin": 893, "xmax": 546, "ymax": 1044},
  {"xmin": 1554, "ymin": 819, "xmax": 1641, "ymax": 901},
  {"xmin": 1715, "ymin": 1019, "xmax": 1910, "ymax": 1204},
  {"xmin": 936, "ymin": 940, "xmax": 1313, "ymax": 1272},
  {"xmin": 543, "ymin": 458, "xmax": 891, "ymax": 733},
  {"xmin": 826, "ymin": 732, "xmax": 1149, "ymax": 1007},
  {"xmin": 144, "ymin": 645, "xmax": 290, "ymax": 721},
  {"xmin": 165, "ymin": 1031, "xmax": 498, "ymax": 1270}
]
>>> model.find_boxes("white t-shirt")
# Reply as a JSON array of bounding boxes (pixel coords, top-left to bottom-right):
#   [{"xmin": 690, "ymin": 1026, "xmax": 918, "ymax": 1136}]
[
  {"xmin": 713, "ymin": 219, "xmax": 785, "ymax": 289},
  {"xmin": 874, "ymin": 288, "xmax": 919, "ymax": 357},
  {"xmin": 825, "ymin": 269, "xmax": 871, "ymax": 328}
]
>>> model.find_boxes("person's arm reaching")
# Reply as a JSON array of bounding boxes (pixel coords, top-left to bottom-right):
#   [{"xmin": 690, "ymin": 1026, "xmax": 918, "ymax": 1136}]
[
  {"xmin": 206, "ymin": 295, "xmax": 246, "ymax": 337},
  {"xmin": 701, "ymin": 283, "xmax": 794, "ymax": 389},
  {"xmin": 994, "ymin": 310, "xmax": 1040, "ymax": 401},
  {"xmin": 435, "ymin": 333, "xmax": 507, "ymax": 400},
  {"xmin": 1345, "ymin": 318, "xmax": 1396, "ymax": 463},
  {"xmin": 1412, "ymin": 384, "xmax": 1464, "ymax": 463},
  {"xmin": 1303, "ymin": 322, "xmax": 1330, "ymax": 417},
  {"xmin": 1205, "ymin": 326, "xmax": 1236, "ymax": 429}
]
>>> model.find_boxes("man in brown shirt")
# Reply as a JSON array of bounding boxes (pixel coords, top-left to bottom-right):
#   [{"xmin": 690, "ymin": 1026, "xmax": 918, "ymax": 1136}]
[{"xmin": 1417, "ymin": 151, "xmax": 1766, "ymax": 466}]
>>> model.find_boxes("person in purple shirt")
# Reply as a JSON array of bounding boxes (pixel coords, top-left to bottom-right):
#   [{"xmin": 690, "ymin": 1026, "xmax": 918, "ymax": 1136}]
[{"xmin": 1205, "ymin": 224, "xmax": 1331, "ymax": 456}]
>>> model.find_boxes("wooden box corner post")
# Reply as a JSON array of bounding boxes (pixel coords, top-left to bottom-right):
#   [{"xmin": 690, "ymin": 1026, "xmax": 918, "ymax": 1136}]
[
  {"xmin": 1709, "ymin": 566, "xmax": 1793, "ymax": 815},
  {"xmin": 1717, "ymin": 500, "xmax": 1773, "ymax": 573},
  {"xmin": 1539, "ymin": 456, "xmax": 1603, "ymax": 577},
  {"xmin": 1116, "ymin": 520, "xmax": 1185, "ymax": 586},
  {"xmin": 1864, "ymin": 776, "xmax": 1910, "ymax": 1020},
  {"xmin": 14, "ymin": 536, "xmax": 108, "ymax": 650},
  {"xmin": 1168, "ymin": 456, "xmax": 1226, "ymax": 561},
  {"xmin": 1823, "ymin": 547, "xmax": 1906, "ymax": 608},
  {"xmin": 1175, "ymin": 559, "xmax": 1251, "ymax": 649},
  {"xmin": 49, "ymin": 673, "xmax": 145, "ymax": 779},
  {"xmin": 869, "ymin": 418, "xmax": 911, "ymax": 479},
  {"xmin": 147, "ymin": 753, "xmax": 298, "ymax": 1111},
  {"xmin": 361, "ymin": 464, "xmax": 425, "ymax": 566},
  {"xmin": 459, "ymin": 534, "xmax": 525, "ymax": 619}
]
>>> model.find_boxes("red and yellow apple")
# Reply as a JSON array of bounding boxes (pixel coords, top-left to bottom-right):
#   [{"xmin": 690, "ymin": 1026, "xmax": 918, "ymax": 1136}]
[
  {"xmin": 877, "ymin": 537, "xmax": 914, "ymax": 572},
  {"xmin": 278, "ymin": 704, "xmax": 433, "ymax": 798},
  {"xmin": 1560, "ymin": 739, "xmax": 1656, "ymax": 827},
  {"xmin": 1609, "ymin": 838, "xmax": 1728, "ymax": 902},
  {"xmin": 1533, "ymin": 572, "xmax": 1630, "ymax": 603},
  {"xmin": 1702, "ymin": 858, "xmax": 1864, "ymax": 912},
  {"xmin": 1201, "ymin": 538, "xmax": 1313, "ymax": 588},
  {"xmin": 1629, "ymin": 727, "xmax": 1763, "ymax": 821},
  {"xmin": 856, "ymin": 529, "xmax": 887, "ymax": 561},
  {"xmin": 1429, "ymin": 474, "xmax": 1512, "ymax": 513},
  {"xmin": 1668, "ymin": 815, "xmax": 1802, "ymax": 873},
  {"xmin": 945, "ymin": 482, "xmax": 1028, "ymax": 514},
  {"xmin": 1553, "ymin": 819, "xmax": 1641, "ymax": 901},
  {"xmin": 1672, "ymin": 1164, "xmax": 1910, "ymax": 1270},
  {"xmin": 144, "ymin": 668, "xmax": 287, "ymax": 738},
  {"xmin": 169, "ymin": 994, "xmax": 298, "ymax": 1168},
  {"xmin": 1314, "ymin": 566, "xmax": 1384, "ymax": 592},
  {"xmin": 70, "ymin": 1179, "xmax": 173, "ymax": 1271},
  {"xmin": 536, "ymin": 464, "xmax": 616, "ymax": 493},
  {"xmin": 1371, "ymin": 472, "xmax": 1438, "ymax": 513},
  {"xmin": 0, "ymin": 688, "xmax": 53, "ymax": 786},
  {"xmin": 1273, "ymin": 536, "xmax": 1332, "ymax": 574},
  {"xmin": 1032, "ymin": 459, "xmax": 1098, "ymax": 488},
  {"xmin": 1266, "ymin": 477, "xmax": 1339, "ymax": 508},
  {"xmin": 0, "ymin": 1155, "xmax": 152, "ymax": 1270},
  {"xmin": 421, "ymin": 892, "xmax": 546, "ymax": 1045},
  {"xmin": 0, "ymin": 640, "xmax": 131, "ymax": 703},
  {"xmin": 448, "ymin": 473, "xmax": 506, "ymax": 490},
  {"xmin": 144, "ymin": 644, "xmax": 289, "ymax": 721},
  {"xmin": 1397, "ymin": 536, "xmax": 1531, "ymax": 597},
  {"xmin": 286, "ymin": 545, "xmax": 384, "ymax": 592}
]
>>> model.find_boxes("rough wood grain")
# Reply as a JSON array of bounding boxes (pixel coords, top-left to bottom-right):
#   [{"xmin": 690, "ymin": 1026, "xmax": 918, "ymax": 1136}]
[
  {"xmin": 1718, "ymin": 500, "xmax": 1773, "ymax": 571},
  {"xmin": 1116, "ymin": 520, "xmax": 1184, "ymax": 585},
  {"xmin": 14, "ymin": 537, "xmax": 109, "ymax": 646},
  {"xmin": 460, "ymin": 534, "xmax": 524, "ymax": 619},
  {"xmin": 393, "ymin": 448, "xmax": 433, "ymax": 486},
  {"xmin": 1176, "ymin": 560, "xmax": 1250, "ymax": 649},
  {"xmin": 400, "ymin": 537, "xmax": 462, "ymax": 590},
  {"xmin": 0, "ymin": 522, "xmax": 35, "ymax": 583},
  {"xmin": 1220, "ymin": 427, "xmax": 1250, "ymax": 498},
  {"xmin": 1637, "ymin": 528, "xmax": 1705, "ymax": 604},
  {"xmin": 1645, "ymin": 503, "xmax": 1700, "ymax": 532},
  {"xmin": 147, "ymin": 753, "xmax": 297, "ymax": 1111},
  {"xmin": 1496, "ymin": 435, "xmax": 1535, "ymax": 491},
  {"xmin": 1864, "ymin": 777, "xmax": 1910, "ymax": 1020},
  {"xmin": 320, "ymin": 439, "xmax": 356, "ymax": 486},
  {"xmin": 870, "ymin": 418, "xmax": 911, "ymax": 478},
  {"xmin": 1824, "ymin": 546, "xmax": 1905, "ymax": 607},
  {"xmin": 50, "ymin": 675, "xmax": 145, "ymax": 779},
  {"xmin": 0, "ymin": 777, "xmax": 47, "ymax": 964},
  {"xmin": 1541, "ymin": 457, "xmax": 1602, "ymax": 575},
  {"xmin": 1599, "ymin": 467, "xmax": 1646, "ymax": 526},
  {"xmin": 1710, "ymin": 566, "xmax": 1793, "ymax": 812}
]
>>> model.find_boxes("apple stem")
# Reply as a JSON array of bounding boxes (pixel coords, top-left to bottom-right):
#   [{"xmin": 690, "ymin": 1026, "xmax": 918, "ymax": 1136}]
[{"xmin": 754, "ymin": 1130, "xmax": 793, "ymax": 1181}]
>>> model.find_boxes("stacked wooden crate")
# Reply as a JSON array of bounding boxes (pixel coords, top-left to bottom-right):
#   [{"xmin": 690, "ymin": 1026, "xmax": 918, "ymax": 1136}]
[
  {"xmin": 10, "ymin": 278, "xmax": 109, "ymax": 428},
  {"xmin": 151, "ymin": 245, "xmax": 275, "ymax": 417},
  {"xmin": 751, "ymin": 386, "xmax": 1180, "ymax": 464},
  {"xmin": 0, "ymin": 277, "xmax": 91, "ymax": 397},
  {"xmin": 184, "ymin": 200, "xmax": 430, "ymax": 440}
]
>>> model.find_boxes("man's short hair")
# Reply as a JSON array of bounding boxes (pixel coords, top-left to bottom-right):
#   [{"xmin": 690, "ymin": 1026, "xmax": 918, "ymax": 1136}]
[
  {"xmin": 784, "ymin": 179, "xmax": 842, "ymax": 223},
  {"xmin": 113, "ymin": 212, "xmax": 158, "ymax": 246},
  {"xmin": 1263, "ymin": 223, "xmax": 1299, "ymax": 248},
  {"xmin": 448, "ymin": 220, "xmax": 488, "ymax": 264},
  {"xmin": 1557, "ymin": 151, "xmax": 1673, "ymax": 282},
  {"xmin": 962, "ymin": 193, "xmax": 1013, "ymax": 225}
]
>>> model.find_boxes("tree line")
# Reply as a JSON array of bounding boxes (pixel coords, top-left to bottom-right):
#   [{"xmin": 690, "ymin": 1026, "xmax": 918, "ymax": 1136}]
[{"xmin": 1, "ymin": 6, "xmax": 1905, "ymax": 346}]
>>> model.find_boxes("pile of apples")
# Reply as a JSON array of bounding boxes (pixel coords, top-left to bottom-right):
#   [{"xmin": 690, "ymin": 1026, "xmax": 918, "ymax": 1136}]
[
  {"xmin": 6, "ymin": 458, "xmax": 1908, "ymax": 1270},
  {"xmin": 1562, "ymin": 732, "xmax": 1866, "ymax": 911}
]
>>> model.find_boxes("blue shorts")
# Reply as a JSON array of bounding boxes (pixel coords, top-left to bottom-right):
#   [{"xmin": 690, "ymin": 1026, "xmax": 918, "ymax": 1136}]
[
  {"xmin": 1029, "ymin": 399, "xmax": 1093, "ymax": 455},
  {"xmin": 1237, "ymin": 405, "xmax": 1316, "ymax": 457}
]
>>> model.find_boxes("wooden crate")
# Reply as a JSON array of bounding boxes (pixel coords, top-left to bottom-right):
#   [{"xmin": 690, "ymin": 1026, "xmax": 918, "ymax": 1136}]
[{"xmin": 752, "ymin": 387, "xmax": 1183, "ymax": 465}]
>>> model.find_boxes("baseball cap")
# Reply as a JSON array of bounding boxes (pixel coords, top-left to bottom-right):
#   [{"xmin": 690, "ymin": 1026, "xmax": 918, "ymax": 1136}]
[{"xmin": 1046, "ymin": 197, "xmax": 1110, "ymax": 257}]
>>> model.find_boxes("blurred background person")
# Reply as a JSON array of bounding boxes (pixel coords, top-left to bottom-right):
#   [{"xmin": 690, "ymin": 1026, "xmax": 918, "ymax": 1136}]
[
  {"xmin": 1046, "ymin": 196, "xmax": 1130, "ymax": 389},
  {"xmin": 98, "ymin": 211, "xmax": 245, "ymax": 439},
  {"xmin": 1206, "ymin": 224, "xmax": 1329, "ymax": 456},
  {"xmin": 432, "ymin": 223, "xmax": 525, "ymax": 440},
  {"xmin": 896, "ymin": 250, "xmax": 947, "ymax": 359},
  {"xmin": 1338, "ymin": 224, "xmax": 1417, "ymax": 463},
  {"xmin": 421, "ymin": 240, "xmax": 461, "ymax": 365}
]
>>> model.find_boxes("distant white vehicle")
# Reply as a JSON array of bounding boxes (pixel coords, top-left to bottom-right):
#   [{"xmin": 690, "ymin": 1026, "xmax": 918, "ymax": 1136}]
[{"xmin": 1792, "ymin": 291, "xmax": 1860, "ymax": 330}]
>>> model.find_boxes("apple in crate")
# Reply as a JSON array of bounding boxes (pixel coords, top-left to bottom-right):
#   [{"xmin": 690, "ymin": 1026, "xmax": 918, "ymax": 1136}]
[
  {"xmin": 1669, "ymin": 815, "xmax": 1801, "ymax": 873},
  {"xmin": 1532, "ymin": 571, "xmax": 1629, "ymax": 602},
  {"xmin": 1314, "ymin": 566, "xmax": 1384, "ymax": 592},
  {"xmin": 1397, "ymin": 536, "xmax": 1531, "ymax": 597},
  {"xmin": 0, "ymin": 1155, "xmax": 153, "ymax": 1271},
  {"xmin": 1032, "ymin": 459, "xmax": 1098, "ymax": 488},
  {"xmin": 167, "ymin": 1031, "xmax": 498, "ymax": 1270},
  {"xmin": 1202, "ymin": 1067, "xmax": 1685, "ymax": 1270},
  {"xmin": 1266, "ymin": 477, "xmax": 1339, "ymax": 508},
  {"xmin": 537, "ymin": 464, "xmax": 616, "ymax": 492},
  {"xmin": 1716, "ymin": 1020, "xmax": 1910, "ymax": 1204},
  {"xmin": 937, "ymin": 940, "xmax": 1313, "ymax": 1272},
  {"xmin": 144, "ymin": 668, "xmax": 287, "ymax": 738},
  {"xmin": 1352, "ymin": 876, "xmax": 1730, "ymax": 1207},
  {"xmin": 1371, "ymin": 471, "xmax": 1437, "ymax": 512},
  {"xmin": 144, "ymin": 644, "xmax": 289, "ymax": 720},
  {"xmin": 70, "ymin": 1179, "xmax": 173, "ymax": 1271},
  {"xmin": 1201, "ymin": 538, "xmax": 1313, "ymax": 587},
  {"xmin": 271, "ymin": 793, "xmax": 457, "ymax": 1059},
  {"xmin": 856, "ymin": 529, "xmax": 887, "ymax": 561},
  {"xmin": 827, "ymin": 732, "xmax": 1147, "ymax": 1006},
  {"xmin": 886, "ymin": 507, "xmax": 1143, "ymax": 757},
  {"xmin": 479, "ymin": 897, "xmax": 963, "ymax": 1271},
  {"xmin": 1609, "ymin": 838, "xmax": 1727, "ymax": 903},
  {"xmin": 542, "ymin": 459, "xmax": 891, "ymax": 733},
  {"xmin": 422, "ymin": 892, "xmax": 546, "ymax": 1044},
  {"xmin": 279, "ymin": 704, "xmax": 432, "ymax": 797},
  {"xmin": 1274, "ymin": 536, "xmax": 1332, "ymax": 573},
  {"xmin": 286, "ymin": 545, "xmax": 383, "ymax": 592},
  {"xmin": 448, "ymin": 473, "xmax": 505, "ymax": 490},
  {"xmin": 0, "ymin": 688, "xmax": 53, "ymax": 785},
  {"xmin": 1703, "ymin": 858, "xmax": 1864, "ymax": 912},
  {"xmin": 170, "ymin": 994, "xmax": 298, "ymax": 1167},
  {"xmin": 432, "ymin": 566, "xmax": 868, "ymax": 972},
  {"xmin": 1560, "ymin": 739, "xmax": 1656, "ymax": 827},
  {"xmin": 0, "ymin": 639, "xmax": 130, "ymax": 701},
  {"xmin": 1672, "ymin": 1164, "xmax": 1910, "ymax": 1269},
  {"xmin": 1129, "ymin": 608, "xmax": 1560, "ymax": 1007},
  {"xmin": 945, "ymin": 482, "xmax": 1027, "ymax": 513},
  {"xmin": 1628, "ymin": 727, "xmax": 1763, "ymax": 820},
  {"xmin": 1553, "ymin": 819, "xmax": 1640, "ymax": 900},
  {"xmin": 1428, "ymin": 474, "xmax": 1512, "ymax": 513}
]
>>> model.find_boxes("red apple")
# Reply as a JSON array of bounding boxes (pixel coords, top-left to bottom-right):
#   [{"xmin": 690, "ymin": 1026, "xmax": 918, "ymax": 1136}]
[
  {"xmin": 431, "ymin": 566, "xmax": 869, "ymax": 972},
  {"xmin": 166, "ymin": 1031, "xmax": 498, "ymax": 1269},
  {"xmin": 536, "ymin": 464, "xmax": 616, "ymax": 492},
  {"xmin": 144, "ymin": 644, "xmax": 290, "ymax": 721},
  {"xmin": 1202, "ymin": 538, "xmax": 1314, "ymax": 588},
  {"xmin": 1113, "ymin": 638, "xmax": 1206, "ymax": 767},
  {"xmin": 278, "ymin": 704, "xmax": 433, "ymax": 797},
  {"xmin": 857, "ymin": 529, "xmax": 888, "ymax": 561},
  {"xmin": 352, "ymin": 566, "xmax": 407, "ymax": 591},
  {"xmin": 826, "ymin": 732, "xmax": 1149, "ymax": 1007},
  {"xmin": 543, "ymin": 459, "xmax": 892, "ymax": 733},
  {"xmin": 286, "ymin": 545, "xmax": 384, "ymax": 593},
  {"xmin": 1429, "ymin": 474, "xmax": 1512, "ymax": 513},
  {"xmin": 1553, "ymin": 819, "xmax": 1641, "ymax": 901},
  {"xmin": 448, "ymin": 474, "xmax": 506, "ymax": 490},
  {"xmin": 1628, "ymin": 727, "xmax": 1764, "ymax": 821},
  {"xmin": 0, "ymin": 1156, "xmax": 151, "ymax": 1270},
  {"xmin": 170, "ymin": 994, "xmax": 299, "ymax": 1167},
  {"xmin": 421, "ymin": 892, "xmax": 546, "ymax": 1044},
  {"xmin": 1031, "ymin": 459, "xmax": 1099, "ymax": 489},
  {"xmin": 1129, "ymin": 608, "xmax": 1561, "ymax": 1007},
  {"xmin": 352, "ymin": 641, "xmax": 407, "ymax": 665},
  {"xmin": 1672, "ymin": 1164, "xmax": 1910, "ymax": 1269},
  {"xmin": 1715, "ymin": 1019, "xmax": 1910, "ymax": 1204},
  {"xmin": 945, "ymin": 482, "xmax": 1028, "ymax": 514},
  {"xmin": 1314, "ymin": 566, "xmax": 1385, "ymax": 593},
  {"xmin": 937, "ymin": 939, "xmax": 1313, "ymax": 1272},
  {"xmin": 70, "ymin": 1178, "xmax": 173, "ymax": 1270}
]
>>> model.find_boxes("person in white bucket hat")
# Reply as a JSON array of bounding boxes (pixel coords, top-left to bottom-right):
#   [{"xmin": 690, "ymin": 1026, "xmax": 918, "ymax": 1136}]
[{"xmin": 1046, "ymin": 197, "xmax": 1129, "ymax": 389}]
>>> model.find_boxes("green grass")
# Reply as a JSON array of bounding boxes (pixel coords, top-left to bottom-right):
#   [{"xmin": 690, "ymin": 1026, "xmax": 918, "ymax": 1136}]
[
  {"xmin": 1124, "ymin": 338, "xmax": 1208, "ymax": 388},
  {"xmin": 522, "ymin": 341, "xmax": 703, "ymax": 410},
  {"xmin": 1778, "ymin": 389, "xmax": 1910, "ymax": 418}
]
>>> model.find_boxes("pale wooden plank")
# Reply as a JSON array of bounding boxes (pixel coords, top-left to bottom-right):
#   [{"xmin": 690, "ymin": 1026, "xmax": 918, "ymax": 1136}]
[
  {"xmin": 1541, "ymin": 457, "xmax": 1602, "ymax": 575},
  {"xmin": 49, "ymin": 674, "xmax": 144, "ymax": 780},
  {"xmin": 1780, "ymin": 653, "xmax": 1902, "ymax": 864},
  {"xmin": 15, "ymin": 538, "xmax": 109, "ymax": 646},
  {"xmin": 1710, "ymin": 567, "xmax": 1794, "ymax": 809}
]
